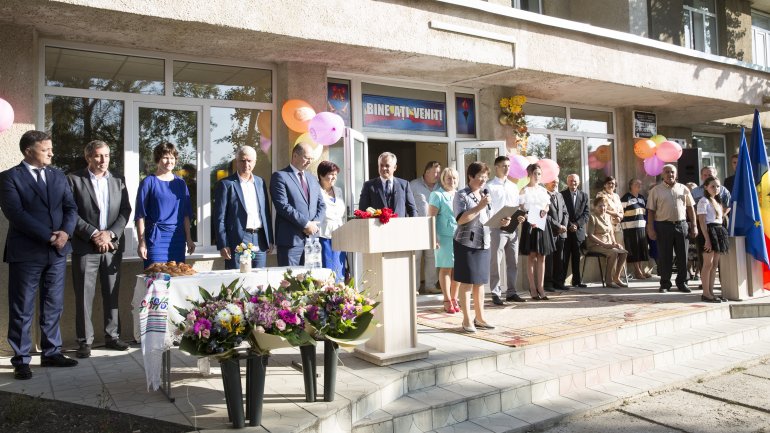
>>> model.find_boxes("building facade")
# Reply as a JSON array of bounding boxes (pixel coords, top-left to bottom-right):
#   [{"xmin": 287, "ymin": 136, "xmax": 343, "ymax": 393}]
[{"xmin": 0, "ymin": 0, "xmax": 769, "ymax": 349}]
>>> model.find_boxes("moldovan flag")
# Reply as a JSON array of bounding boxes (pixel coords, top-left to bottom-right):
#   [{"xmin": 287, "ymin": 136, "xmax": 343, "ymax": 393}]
[{"xmin": 749, "ymin": 109, "xmax": 770, "ymax": 290}]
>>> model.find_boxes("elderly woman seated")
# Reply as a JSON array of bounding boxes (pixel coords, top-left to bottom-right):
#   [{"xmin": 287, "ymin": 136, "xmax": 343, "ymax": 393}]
[{"xmin": 586, "ymin": 196, "xmax": 628, "ymax": 288}]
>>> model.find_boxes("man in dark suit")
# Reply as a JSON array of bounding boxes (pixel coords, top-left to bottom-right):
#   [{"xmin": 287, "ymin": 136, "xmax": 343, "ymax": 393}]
[
  {"xmin": 545, "ymin": 178, "xmax": 569, "ymax": 291},
  {"xmin": 215, "ymin": 146, "xmax": 273, "ymax": 269},
  {"xmin": 560, "ymin": 173, "xmax": 590, "ymax": 288},
  {"xmin": 358, "ymin": 152, "xmax": 417, "ymax": 217},
  {"xmin": 270, "ymin": 142, "xmax": 325, "ymax": 266},
  {"xmin": 0, "ymin": 130, "xmax": 79, "ymax": 379},
  {"xmin": 67, "ymin": 140, "xmax": 132, "ymax": 359}
]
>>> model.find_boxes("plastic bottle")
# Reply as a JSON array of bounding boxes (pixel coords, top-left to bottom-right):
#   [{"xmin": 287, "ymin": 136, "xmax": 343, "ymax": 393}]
[
  {"xmin": 304, "ymin": 238, "xmax": 315, "ymax": 267},
  {"xmin": 312, "ymin": 237, "xmax": 323, "ymax": 269}
]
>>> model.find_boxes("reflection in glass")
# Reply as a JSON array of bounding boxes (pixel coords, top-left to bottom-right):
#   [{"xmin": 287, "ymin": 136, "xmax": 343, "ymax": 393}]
[
  {"xmin": 555, "ymin": 138, "xmax": 582, "ymax": 186},
  {"xmin": 527, "ymin": 134, "xmax": 550, "ymax": 159},
  {"xmin": 569, "ymin": 108, "xmax": 613, "ymax": 134},
  {"xmin": 461, "ymin": 148, "xmax": 498, "ymax": 187},
  {"xmin": 45, "ymin": 95, "xmax": 125, "ymax": 175},
  {"xmin": 714, "ymin": 156, "xmax": 727, "ymax": 180},
  {"xmin": 693, "ymin": 135, "xmax": 725, "ymax": 153},
  {"xmin": 209, "ymin": 108, "xmax": 272, "ymax": 244},
  {"xmin": 174, "ymin": 61, "xmax": 272, "ymax": 102},
  {"xmin": 139, "ymin": 107, "xmax": 199, "ymax": 241},
  {"xmin": 45, "ymin": 47, "xmax": 164, "ymax": 94},
  {"xmin": 587, "ymin": 138, "xmax": 614, "ymax": 197},
  {"xmin": 524, "ymin": 103, "xmax": 566, "ymax": 130}
]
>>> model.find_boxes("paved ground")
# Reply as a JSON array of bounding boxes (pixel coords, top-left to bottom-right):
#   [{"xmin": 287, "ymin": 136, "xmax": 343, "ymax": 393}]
[{"xmin": 539, "ymin": 358, "xmax": 770, "ymax": 433}]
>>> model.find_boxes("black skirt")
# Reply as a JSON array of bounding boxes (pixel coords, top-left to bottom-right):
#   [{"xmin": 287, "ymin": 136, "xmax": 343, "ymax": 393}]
[
  {"xmin": 697, "ymin": 223, "xmax": 730, "ymax": 254},
  {"xmin": 623, "ymin": 227, "xmax": 650, "ymax": 263},
  {"xmin": 519, "ymin": 222, "xmax": 555, "ymax": 256},
  {"xmin": 453, "ymin": 240, "xmax": 491, "ymax": 285}
]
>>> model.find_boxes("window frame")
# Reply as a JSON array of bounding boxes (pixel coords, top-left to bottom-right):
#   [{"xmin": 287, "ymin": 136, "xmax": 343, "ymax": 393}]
[
  {"xmin": 683, "ymin": 1, "xmax": 718, "ymax": 55},
  {"xmin": 692, "ymin": 132, "xmax": 727, "ymax": 179},
  {"xmin": 512, "ymin": 0, "xmax": 542, "ymax": 14},
  {"xmin": 752, "ymin": 10, "xmax": 770, "ymax": 68},
  {"xmin": 38, "ymin": 39, "xmax": 277, "ymax": 259}
]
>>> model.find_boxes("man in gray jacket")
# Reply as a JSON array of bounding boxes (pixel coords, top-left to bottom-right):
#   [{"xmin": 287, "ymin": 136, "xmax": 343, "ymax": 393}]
[{"xmin": 67, "ymin": 140, "xmax": 132, "ymax": 358}]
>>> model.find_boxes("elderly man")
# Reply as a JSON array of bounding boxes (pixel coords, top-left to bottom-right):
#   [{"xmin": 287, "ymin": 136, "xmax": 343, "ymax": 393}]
[
  {"xmin": 647, "ymin": 164, "xmax": 698, "ymax": 293},
  {"xmin": 215, "ymin": 146, "xmax": 273, "ymax": 269},
  {"xmin": 690, "ymin": 165, "xmax": 731, "ymax": 206},
  {"xmin": 1, "ymin": 130, "xmax": 79, "ymax": 379},
  {"xmin": 560, "ymin": 174, "xmax": 590, "ymax": 288},
  {"xmin": 358, "ymin": 152, "xmax": 417, "ymax": 218},
  {"xmin": 410, "ymin": 161, "xmax": 441, "ymax": 294},
  {"xmin": 67, "ymin": 140, "xmax": 132, "ymax": 358},
  {"xmin": 545, "ymin": 178, "xmax": 569, "ymax": 292}
]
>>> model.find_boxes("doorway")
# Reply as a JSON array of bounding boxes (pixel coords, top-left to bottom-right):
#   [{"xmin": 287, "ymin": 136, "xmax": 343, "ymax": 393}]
[{"xmin": 367, "ymin": 139, "xmax": 448, "ymax": 181}]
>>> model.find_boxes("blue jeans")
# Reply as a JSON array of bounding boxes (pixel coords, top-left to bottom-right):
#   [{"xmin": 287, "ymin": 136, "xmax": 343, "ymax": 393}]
[{"xmin": 224, "ymin": 230, "xmax": 267, "ymax": 269}]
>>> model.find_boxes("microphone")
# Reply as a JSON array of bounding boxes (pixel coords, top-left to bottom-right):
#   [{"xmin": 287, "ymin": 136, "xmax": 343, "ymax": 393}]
[{"xmin": 482, "ymin": 188, "xmax": 491, "ymax": 210}]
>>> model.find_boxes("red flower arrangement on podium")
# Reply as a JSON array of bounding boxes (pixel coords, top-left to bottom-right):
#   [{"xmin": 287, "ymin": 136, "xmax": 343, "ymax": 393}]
[{"xmin": 353, "ymin": 207, "xmax": 398, "ymax": 224}]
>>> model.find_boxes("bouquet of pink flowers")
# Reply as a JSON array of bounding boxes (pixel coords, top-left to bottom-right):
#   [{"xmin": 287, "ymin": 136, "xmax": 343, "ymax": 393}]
[
  {"xmin": 175, "ymin": 280, "xmax": 247, "ymax": 359},
  {"xmin": 244, "ymin": 278, "xmax": 315, "ymax": 354},
  {"xmin": 303, "ymin": 278, "xmax": 379, "ymax": 349}
]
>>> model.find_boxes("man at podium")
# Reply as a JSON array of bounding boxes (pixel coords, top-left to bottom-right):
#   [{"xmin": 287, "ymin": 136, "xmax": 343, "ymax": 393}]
[{"xmin": 358, "ymin": 152, "xmax": 417, "ymax": 218}]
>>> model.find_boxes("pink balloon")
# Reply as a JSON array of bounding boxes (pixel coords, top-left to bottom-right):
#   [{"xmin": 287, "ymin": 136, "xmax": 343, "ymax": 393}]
[
  {"xmin": 259, "ymin": 136, "xmax": 272, "ymax": 154},
  {"xmin": 588, "ymin": 154, "xmax": 604, "ymax": 170},
  {"xmin": 308, "ymin": 112, "xmax": 345, "ymax": 146},
  {"xmin": 538, "ymin": 158, "xmax": 560, "ymax": 184},
  {"xmin": 656, "ymin": 140, "xmax": 682, "ymax": 162},
  {"xmin": 0, "ymin": 98, "xmax": 14, "ymax": 133},
  {"xmin": 644, "ymin": 155, "xmax": 664, "ymax": 176},
  {"xmin": 508, "ymin": 154, "xmax": 529, "ymax": 178}
]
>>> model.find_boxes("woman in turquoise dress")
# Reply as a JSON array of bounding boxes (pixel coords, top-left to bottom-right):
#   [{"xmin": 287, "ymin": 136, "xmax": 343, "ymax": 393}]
[{"xmin": 428, "ymin": 167, "xmax": 459, "ymax": 314}]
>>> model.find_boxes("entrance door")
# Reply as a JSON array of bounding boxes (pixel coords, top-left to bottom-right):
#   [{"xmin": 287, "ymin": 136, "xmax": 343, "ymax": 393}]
[
  {"xmin": 342, "ymin": 127, "xmax": 369, "ymax": 214},
  {"xmin": 455, "ymin": 141, "xmax": 506, "ymax": 188},
  {"xmin": 554, "ymin": 136, "xmax": 584, "ymax": 189},
  {"xmin": 134, "ymin": 103, "xmax": 203, "ymax": 252}
]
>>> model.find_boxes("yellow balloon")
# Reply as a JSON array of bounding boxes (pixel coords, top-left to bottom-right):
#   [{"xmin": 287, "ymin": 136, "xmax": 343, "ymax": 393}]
[
  {"xmin": 650, "ymin": 134, "xmax": 667, "ymax": 145},
  {"xmin": 295, "ymin": 133, "xmax": 323, "ymax": 160}
]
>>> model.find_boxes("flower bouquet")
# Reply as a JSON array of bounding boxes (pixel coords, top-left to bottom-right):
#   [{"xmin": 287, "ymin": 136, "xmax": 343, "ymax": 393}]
[
  {"xmin": 174, "ymin": 279, "xmax": 247, "ymax": 360},
  {"xmin": 235, "ymin": 242, "xmax": 259, "ymax": 273},
  {"xmin": 244, "ymin": 280, "xmax": 316, "ymax": 355},
  {"xmin": 353, "ymin": 207, "xmax": 397, "ymax": 224}
]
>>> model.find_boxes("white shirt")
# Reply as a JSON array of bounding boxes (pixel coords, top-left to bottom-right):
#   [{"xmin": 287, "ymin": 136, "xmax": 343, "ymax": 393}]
[
  {"xmin": 409, "ymin": 177, "xmax": 438, "ymax": 217},
  {"xmin": 239, "ymin": 175, "xmax": 262, "ymax": 230},
  {"xmin": 88, "ymin": 169, "xmax": 111, "ymax": 231},
  {"xmin": 696, "ymin": 197, "xmax": 722, "ymax": 224},
  {"xmin": 487, "ymin": 176, "xmax": 520, "ymax": 215},
  {"xmin": 380, "ymin": 176, "xmax": 393, "ymax": 194},
  {"xmin": 22, "ymin": 160, "xmax": 46, "ymax": 183},
  {"xmin": 319, "ymin": 186, "xmax": 346, "ymax": 239}
]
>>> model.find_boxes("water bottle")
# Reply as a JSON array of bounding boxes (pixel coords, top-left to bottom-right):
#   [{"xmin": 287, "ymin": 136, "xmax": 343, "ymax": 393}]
[
  {"xmin": 312, "ymin": 237, "xmax": 323, "ymax": 269},
  {"xmin": 304, "ymin": 238, "xmax": 314, "ymax": 267}
]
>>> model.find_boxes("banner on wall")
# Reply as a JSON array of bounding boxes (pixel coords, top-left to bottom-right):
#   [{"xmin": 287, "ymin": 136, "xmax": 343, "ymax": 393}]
[
  {"xmin": 362, "ymin": 94, "xmax": 446, "ymax": 133},
  {"xmin": 327, "ymin": 81, "xmax": 351, "ymax": 127},
  {"xmin": 633, "ymin": 111, "xmax": 657, "ymax": 138},
  {"xmin": 455, "ymin": 95, "xmax": 476, "ymax": 136}
]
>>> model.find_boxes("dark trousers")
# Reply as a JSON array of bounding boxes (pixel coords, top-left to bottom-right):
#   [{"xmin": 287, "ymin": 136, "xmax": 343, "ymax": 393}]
[
  {"xmin": 277, "ymin": 244, "xmax": 305, "ymax": 266},
  {"xmin": 656, "ymin": 221, "xmax": 689, "ymax": 289},
  {"xmin": 8, "ymin": 258, "xmax": 67, "ymax": 366},
  {"xmin": 224, "ymin": 230, "xmax": 268, "ymax": 270},
  {"xmin": 546, "ymin": 237, "xmax": 566, "ymax": 288},
  {"xmin": 563, "ymin": 232, "xmax": 583, "ymax": 285},
  {"xmin": 72, "ymin": 251, "xmax": 122, "ymax": 344}
]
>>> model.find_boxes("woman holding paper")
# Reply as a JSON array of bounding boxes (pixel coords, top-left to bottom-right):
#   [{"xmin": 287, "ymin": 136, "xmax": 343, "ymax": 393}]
[
  {"xmin": 518, "ymin": 163, "xmax": 555, "ymax": 300},
  {"xmin": 586, "ymin": 196, "xmax": 628, "ymax": 288}
]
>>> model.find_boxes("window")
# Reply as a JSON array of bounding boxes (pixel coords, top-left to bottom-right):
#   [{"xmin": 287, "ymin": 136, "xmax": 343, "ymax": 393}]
[
  {"xmin": 683, "ymin": 0, "xmax": 718, "ymax": 55},
  {"xmin": 693, "ymin": 133, "xmax": 726, "ymax": 179},
  {"xmin": 753, "ymin": 11, "xmax": 770, "ymax": 68},
  {"xmin": 524, "ymin": 103, "xmax": 566, "ymax": 130},
  {"xmin": 512, "ymin": 0, "xmax": 541, "ymax": 13},
  {"xmin": 173, "ymin": 61, "xmax": 272, "ymax": 102}
]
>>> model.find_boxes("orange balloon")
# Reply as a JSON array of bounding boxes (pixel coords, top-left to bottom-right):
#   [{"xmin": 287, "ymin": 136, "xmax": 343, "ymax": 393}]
[
  {"xmin": 634, "ymin": 139, "xmax": 656, "ymax": 159},
  {"xmin": 595, "ymin": 144, "xmax": 611, "ymax": 163},
  {"xmin": 257, "ymin": 111, "xmax": 272, "ymax": 139},
  {"xmin": 282, "ymin": 99, "xmax": 316, "ymax": 133}
]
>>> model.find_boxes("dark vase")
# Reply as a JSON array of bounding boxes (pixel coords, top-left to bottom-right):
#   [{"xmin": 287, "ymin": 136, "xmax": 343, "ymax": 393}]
[
  {"xmin": 219, "ymin": 357, "xmax": 245, "ymax": 429},
  {"xmin": 299, "ymin": 345, "xmax": 317, "ymax": 402},
  {"xmin": 323, "ymin": 339, "xmax": 339, "ymax": 402},
  {"xmin": 246, "ymin": 354, "xmax": 269, "ymax": 427}
]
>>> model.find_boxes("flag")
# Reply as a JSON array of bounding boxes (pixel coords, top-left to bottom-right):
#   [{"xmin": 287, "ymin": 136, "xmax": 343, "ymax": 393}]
[
  {"xmin": 730, "ymin": 126, "xmax": 770, "ymax": 267},
  {"xmin": 748, "ymin": 109, "xmax": 770, "ymax": 289}
]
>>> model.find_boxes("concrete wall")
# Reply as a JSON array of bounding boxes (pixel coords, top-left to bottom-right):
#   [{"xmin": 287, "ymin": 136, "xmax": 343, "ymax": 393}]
[
  {"xmin": 649, "ymin": 0, "xmax": 685, "ymax": 46},
  {"xmin": 720, "ymin": 0, "xmax": 752, "ymax": 61}
]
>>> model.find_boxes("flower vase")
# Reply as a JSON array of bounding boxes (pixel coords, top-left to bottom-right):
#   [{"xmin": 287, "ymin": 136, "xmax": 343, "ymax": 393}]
[
  {"xmin": 323, "ymin": 339, "xmax": 339, "ymax": 402},
  {"xmin": 299, "ymin": 345, "xmax": 317, "ymax": 402},
  {"xmin": 239, "ymin": 259, "xmax": 251, "ymax": 274},
  {"xmin": 246, "ymin": 354, "xmax": 269, "ymax": 427},
  {"xmin": 219, "ymin": 357, "xmax": 245, "ymax": 428}
]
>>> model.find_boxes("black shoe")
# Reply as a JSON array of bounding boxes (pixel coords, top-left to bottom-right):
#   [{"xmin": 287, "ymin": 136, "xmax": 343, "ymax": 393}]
[
  {"xmin": 677, "ymin": 285, "xmax": 692, "ymax": 293},
  {"xmin": 473, "ymin": 320, "xmax": 496, "ymax": 330},
  {"xmin": 14, "ymin": 364, "xmax": 32, "ymax": 380},
  {"xmin": 76, "ymin": 343, "xmax": 91, "ymax": 359},
  {"xmin": 659, "ymin": 287, "xmax": 670, "ymax": 293},
  {"xmin": 105, "ymin": 339, "xmax": 130, "ymax": 351},
  {"xmin": 554, "ymin": 285, "xmax": 569, "ymax": 291},
  {"xmin": 575, "ymin": 283, "xmax": 588, "ymax": 288},
  {"xmin": 506, "ymin": 294, "xmax": 527, "ymax": 303},
  {"xmin": 701, "ymin": 295, "xmax": 721, "ymax": 303},
  {"xmin": 540, "ymin": 295, "xmax": 550, "ymax": 301},
  {"xmin": 491, "ymin": 294, "xmax": 506, "ymax": 306},
  {"xmin": 544, "ymin": 287, "xmax": 556, "ymax": 293},
  {"xmin": 41, "ymin": 354, "xmax": 78, "ymax": 367}
]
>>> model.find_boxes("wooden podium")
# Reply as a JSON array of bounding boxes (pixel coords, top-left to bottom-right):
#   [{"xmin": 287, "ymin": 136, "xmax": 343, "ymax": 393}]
[{"xmin": 333, "ymin": 216, "xmax": 436, "ymax": 365}]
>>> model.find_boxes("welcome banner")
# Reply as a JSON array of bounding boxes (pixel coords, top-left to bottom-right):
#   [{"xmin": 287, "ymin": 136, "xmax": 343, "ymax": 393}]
[{"xmin": 362, "ymin": 94, "xmax": 446, "ymax": 133}]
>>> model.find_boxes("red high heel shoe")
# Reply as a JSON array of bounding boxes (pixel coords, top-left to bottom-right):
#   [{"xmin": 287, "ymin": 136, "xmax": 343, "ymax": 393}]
[
  {"xmin": 451, "ymin": 298, "xmax": 461, "ymax": 313},
  {"xmin": 443, "ymin": 300, "xmax": 455, "ymax": 314}
]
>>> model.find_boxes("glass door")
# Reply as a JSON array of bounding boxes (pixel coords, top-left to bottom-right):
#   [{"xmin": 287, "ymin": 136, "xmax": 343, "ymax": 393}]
[
  {"xmin": 455, "ymin": 140, "xmax": 506, "ymax": 188},
  {"xmin": 343, "ymin": 127, "xmax": 369, "ymax": 214},
  {"xmin": 554, "ymin": 136, "xmax": 584, "ymax": 188}
]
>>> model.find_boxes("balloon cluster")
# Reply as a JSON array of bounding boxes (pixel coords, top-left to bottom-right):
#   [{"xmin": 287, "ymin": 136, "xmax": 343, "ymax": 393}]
[
  {"xmin": 0, "ymin": 97, "xmax": 14, "ymax": 134},
  {"xmin": 634, "ymin": 135, "xmax": 682, "ymax": 176},
  {"xmin": 588, "ymin": 144, "xmax": 612, "ymax": 171},
  {"xmin": 281, "ymin": 99, "xmax": 345, "ymax": 160},
  {"xmin": 507, "ymin": 154, "xmax": 560, "ymax": 187}
]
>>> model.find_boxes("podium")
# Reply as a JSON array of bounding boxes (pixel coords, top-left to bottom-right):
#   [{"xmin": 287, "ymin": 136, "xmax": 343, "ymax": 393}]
[{"xmin": 333, "ymin": 216, "xmax": 436, "ymax": 365}]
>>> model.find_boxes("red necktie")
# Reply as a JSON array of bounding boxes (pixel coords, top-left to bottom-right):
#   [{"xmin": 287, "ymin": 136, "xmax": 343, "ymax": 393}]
[{"xmin": 298, "ymin": 171, "xmax": 309, "ymax": 201}]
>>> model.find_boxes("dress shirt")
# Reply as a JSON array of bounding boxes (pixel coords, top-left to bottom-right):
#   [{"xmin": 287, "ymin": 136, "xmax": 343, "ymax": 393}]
[
  {"xmin": 21, "ymin": 160, "xmax": 47, "ymax": 183},
  {"xmin": 647, "ymin": 182, "xmax": 694, "ymax": 222},
  {"xmin": 319, "ymin": 186, "xmax": 346, "ymax": 238},
  {"xmin": 409, "ymin": 177, "xmax": 438, "ymax": 217},
  {"xmin": 487, "ymin": 176, "xmax": 520, "ymax": 215},
  {"xmin": 239, "ymin": 175, "xmax": 262, "ymax": 230},
  {"xmin": 88, "ymin": 169, "xmax": 111, "ymax": 231}
]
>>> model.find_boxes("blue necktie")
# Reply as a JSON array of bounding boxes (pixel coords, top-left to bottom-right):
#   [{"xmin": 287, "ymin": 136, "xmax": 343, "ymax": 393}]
[
  {"xmin": 34, "ymin": 168, "xmax": 46, "ymax": 189},
  {"xmin": 385, "ymin": 180, "xmax": 392, "ymax": 206}
]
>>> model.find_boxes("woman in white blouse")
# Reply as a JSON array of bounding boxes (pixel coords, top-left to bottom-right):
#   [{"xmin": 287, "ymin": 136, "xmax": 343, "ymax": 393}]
[
  {"xmin": 518, "ymin": 163, "xmax": 555, "ymax": 300},
  {"xmin": 697, "ymin": 176, "xmax": 729, "ymax": 303},
  {"xmin": 317, "ymin": 161, "xmax": 347, "ymax": 282}
]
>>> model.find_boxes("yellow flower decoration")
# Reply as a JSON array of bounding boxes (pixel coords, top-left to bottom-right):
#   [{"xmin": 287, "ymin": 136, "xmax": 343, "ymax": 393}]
[{"xmin": 499, "ymin": 98, "xmax": 510, "ymax": 108}]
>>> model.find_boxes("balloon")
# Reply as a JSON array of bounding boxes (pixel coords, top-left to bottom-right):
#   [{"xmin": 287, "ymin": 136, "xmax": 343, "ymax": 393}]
[
  {"xmin": 643, "ymin": 154, "xmax": 664, "ymax": 176},
  {"xmin": 281, "ymin": 99, "xmax": 315, "ymax": 132},
  {"xmin": 656, "ymin": 140, "xmax": 683, "ymax": 162},
  {"xmin": 516, "ymin": 177, "xmax": 529, "ymax": 189},
  {"xmin": 308, "ymin": 112, "xmax": 345, "ymax": 145},
  {"xmin": 650, "ymin": 134, "xmax": 667, "ymax": 145},
  {"xmin": 216, "ymin": 169, "xmax": 229, "ymax": 181},
  {"xmin": 508, "ymin": 154, "xmax": 529, "ymax": 178},
  {"xmin": 538, "ymin": 158, "xmax": 560, "ymax": 184},
  {"xmin": 588, "ymin": 154, "xmax": 604, "ymax": 169},
  {"xmin": 633, "ymin": 139, "xmax": 656, "ymax": 159},
  {"xmin": 257, "ymin": 111, "xmax": 272, "ymax": 139},
  {"xmin": 295, "ymin": 132, "xmax": 323, "ymax": 160},
  {"xmin": 259, "ymin": 136, "xmax": 272, "ymax": 154},
  {"xmin": 594, "ymin": 144, "xmax": 611, "ymax": 163},
  {"xmin": 0, "ymin": 98, "xmax": 14, "ymax": 133}
]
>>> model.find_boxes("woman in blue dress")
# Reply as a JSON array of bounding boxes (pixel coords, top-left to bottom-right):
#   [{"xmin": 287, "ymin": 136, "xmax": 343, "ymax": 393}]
[
  {"xmin": 428, "ymin": 167, "xmax": 459, "ymax": 314},
  {"xmin": 135, "ymin": 142, "xmax": 195, "ymax": 268}
]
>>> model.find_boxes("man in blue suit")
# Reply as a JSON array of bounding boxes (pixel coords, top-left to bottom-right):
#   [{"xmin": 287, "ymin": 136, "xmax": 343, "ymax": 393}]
[
  {"xmin": 0, "ymin": 130, "xmax": 79, "ymax": 380},
  {"xmin": 270, "ymin": 142, "xmax": 325, "ymax": 266},
  {"xmin": 358, "ymin": 152, "xmax": 417, "ymax": 218},
  {"xmin": 214, "ymin": 146, "xmax": 273, "ymax": 269}
]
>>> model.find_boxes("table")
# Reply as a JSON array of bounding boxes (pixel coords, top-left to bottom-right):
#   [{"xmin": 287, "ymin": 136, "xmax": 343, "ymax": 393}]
[{"xmin": 131, "ymin": 267, "xmax": 332, "ymax": 396}]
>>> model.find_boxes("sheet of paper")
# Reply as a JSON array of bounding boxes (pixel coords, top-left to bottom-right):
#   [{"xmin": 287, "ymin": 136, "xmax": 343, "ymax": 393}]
[{"xmin": 527, "ymin": 208, "xmax": 546, "ymax": 231}]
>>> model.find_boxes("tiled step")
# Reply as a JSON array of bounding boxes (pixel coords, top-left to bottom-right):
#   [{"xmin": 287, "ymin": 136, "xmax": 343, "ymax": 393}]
[{"xmin": 350, "ymin": 316, "xmax": 770, "ymax": 433}]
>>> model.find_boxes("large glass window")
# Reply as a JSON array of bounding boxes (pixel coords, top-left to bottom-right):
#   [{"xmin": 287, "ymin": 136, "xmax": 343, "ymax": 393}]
[
  {"xmin": 570, "ymin": 108, "xmax": 613, "ymax": 134},
  {"xmin": 753, "ymin": 11, "xmax": 770, "ymax": 68},
  {"xmin": 524, "ymin": 103, "xmax": 566, "ymax": 130},
  {"xmin": 45, "ymin": 47, "xmax": 164, "ymax": 94},
  {"xmin": 683, "ymin": 0, "xmax": 718, "ymax": 55},
  {"xmin": 173, "ymin": 61, "xmax": 272, "ymax": 102},
  {"xmin": 512, "ymin": 0, "xmax": 541, "ymax": 13},
  {"xmin": 555, "ymin": 137, "xmax": 582, "ymax": 186},
  {"xmin": 45, "ymin": 96, "xmax": 125, "ymax": 175},
  {"xmin": 587, "ymin": 138, "xmax": 614, "ymax": 195},
  {"xmin": 693, "ymin": 133, "xmax": 726, "ymax": 179}
]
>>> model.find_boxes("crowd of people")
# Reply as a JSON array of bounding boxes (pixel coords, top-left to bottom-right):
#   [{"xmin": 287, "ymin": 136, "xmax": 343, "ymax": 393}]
[{"xmin": 0, "ymin": 129, "xmax": 736, "ymax": 380}]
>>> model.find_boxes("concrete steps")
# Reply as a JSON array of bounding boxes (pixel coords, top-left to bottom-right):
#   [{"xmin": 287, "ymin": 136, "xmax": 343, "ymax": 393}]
[{"xmin": 346, "ymin": 307, "xmax": 770, "ymax": 433}]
